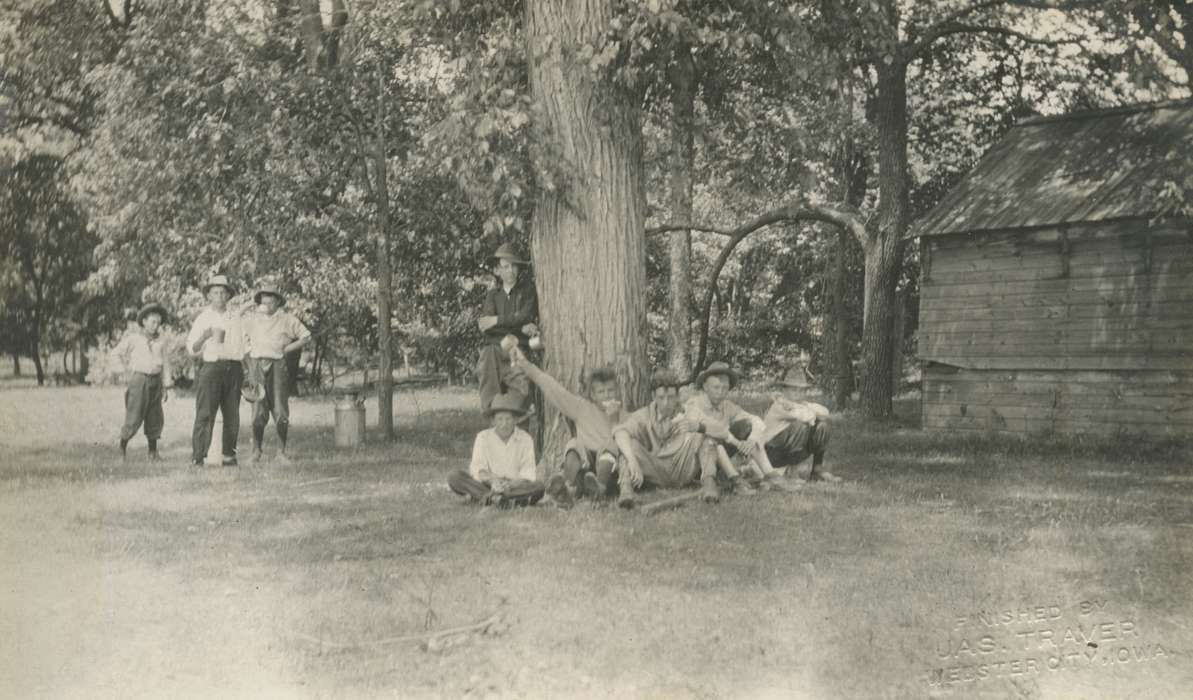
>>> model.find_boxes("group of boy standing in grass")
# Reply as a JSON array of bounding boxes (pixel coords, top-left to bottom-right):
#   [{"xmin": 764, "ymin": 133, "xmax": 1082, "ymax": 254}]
[
  {"xmin": 115, "ymin": 276, "xmax": 311, "ymax": 467},
  {"xmin": 447, "ymin": 244, "xmax": 840, "ymax": 511}
]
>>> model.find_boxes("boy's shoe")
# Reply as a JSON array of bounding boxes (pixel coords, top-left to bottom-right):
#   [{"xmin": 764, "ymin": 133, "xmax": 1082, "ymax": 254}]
[
  {"xmin": 546, "ymin": 474, "xmax": 573, "ymax": 509},
  {"xmin": 274, "ymin": 453, "xmax": 292, "ymax": 466},
  {"xmin": 581, "ymin": 472, "xmax": 602, "ymax": 501},
  {"xmin": 221, "ymin": 455, "xmax": 239, "ymax": 467},
  {"xmin": 729, "ymin": 476, "xmax": 759, "ymax": 495},
  {"xmin": 251, "ymin": 448, "xmax": 264, "ymax": 464},
  {"xmin": 764, "ymin": 472, "xmax": 801, "ymax": 493},
  {"xmin": 148, "ymin": 449, "xmax": 163, "ymax": 462},
  {"xmin": 807, "ymin": 469, "xmax": 842, "ymax": 483}
]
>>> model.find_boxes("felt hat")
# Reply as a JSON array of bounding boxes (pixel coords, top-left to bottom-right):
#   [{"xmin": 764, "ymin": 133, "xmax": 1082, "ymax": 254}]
[
  {"xmin": 136, "ymin": 302, "xmax": 169, "ymax": 324},
  {"xmin": 491, "ymin": 243, "xmax": 529, "ymax": 266},
  {"xmin": 485, "ymin": 393, "xmax": 527, "ymax": 418},
  {"xmin": 695, "ymin": 361, "xmax": 740, "ymax": 390},
  {"xmin": 254, "ymin": 283, "xmax": 286, "ymax": 306},
  {"xmin": 773, "ymin": 364, "xmax": 815, "ymax": 389},
  {"xmin": 202, "ymin": 274, "xmax": 237, "ymax": 296}
]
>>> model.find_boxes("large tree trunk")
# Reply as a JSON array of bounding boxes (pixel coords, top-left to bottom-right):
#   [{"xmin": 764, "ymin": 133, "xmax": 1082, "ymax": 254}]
[
  {"xmin": 859, "ymin": 59, "xmax": 910, "ymax": 419},
  {"xmin": 526, "ymin": 0, "xmax": 649, "ymax": 469},
  {"xmin": 374, "ymin": 66, "xmax": 395, "ymax": 441},
  {"xmin": 667, "ymin": 39, "xmax": 696, "ymax": 377}
]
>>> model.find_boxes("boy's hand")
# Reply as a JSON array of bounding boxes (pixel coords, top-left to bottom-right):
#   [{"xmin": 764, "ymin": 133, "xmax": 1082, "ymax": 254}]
[
  {"xmin": 478, "ymin": 315, "xmax": 499, "ymax": 331},
  {"xmin": 521, "ymin": 323, "xmax": 539, "ymax": 337},
  {"xmin": 508, "ymin": 345, "xmax": 527, "ymax": 368},
  {"xmin": 624, "ymin": 458, "xmax": 643, "ymax": 488},
  {"xmin": 162, "ymin": 388, "xmax": 170, "ymax": 404}
]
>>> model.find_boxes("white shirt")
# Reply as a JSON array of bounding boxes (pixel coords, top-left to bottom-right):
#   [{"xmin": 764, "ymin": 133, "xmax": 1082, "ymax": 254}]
[
  {"xmin": 186, "ymin": 307, "xmax": 247, "ymax": 362},
  {"xmin": 469, "ymin": 427, "xmax": 536, "ymax": 482},
  {"xmin": 245, "ymin": 310, "xmax": 310, "ymax": 359},
  {"xmin": 113, "ymin": 329, "xmax": 172, "ymax": 385}
]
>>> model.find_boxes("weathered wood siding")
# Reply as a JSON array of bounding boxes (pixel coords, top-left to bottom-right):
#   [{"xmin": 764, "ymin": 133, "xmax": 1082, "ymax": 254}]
[{"xmin": 919, "ymin": 221, "xmax": 1193, "ymax": 435}]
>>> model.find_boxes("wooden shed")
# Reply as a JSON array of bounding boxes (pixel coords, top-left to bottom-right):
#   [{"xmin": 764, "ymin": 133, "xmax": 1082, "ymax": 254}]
[{"xmin": 910, "ymin": 100, "xmax": 1193, "ymax": 437}]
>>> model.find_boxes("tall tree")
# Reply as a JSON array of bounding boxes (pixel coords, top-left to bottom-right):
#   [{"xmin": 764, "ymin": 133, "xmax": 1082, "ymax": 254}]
[
  {"xmin": 0, "ymin": 154, "xmax": 95, "ymax": 385},
  {"xmin": 524, "ymin": 0, "xmax": 651, "ymax": 460}
]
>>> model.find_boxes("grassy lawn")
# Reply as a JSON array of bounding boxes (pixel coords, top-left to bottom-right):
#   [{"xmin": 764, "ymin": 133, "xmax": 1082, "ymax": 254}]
[{"xmin": 1, "ymin": 385, "xmax": 1191, "ymax": 699}]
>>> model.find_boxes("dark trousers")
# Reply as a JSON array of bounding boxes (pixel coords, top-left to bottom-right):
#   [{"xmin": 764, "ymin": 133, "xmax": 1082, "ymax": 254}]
[
  {"xmin": 192, "ymin": 360, "xmax": 243, "ymax": 462},
  {"xmin": 121, "ymin": 372, "xmax": 164, "ymax": 442},
  {"xmin": 447, "ymin": 469, "xmax": 544, "ymax": 506},
  {"xmin": 252, "ymin": 358, "xmax": 289, "ymax": 445},
  {"xmin": 477, "ymin": 344, "xmax": 530, "ymax": 412},
  {"xmin": 728, "ymin": 418, "xmax": 830, "ymax": 467},
  {"xmin": 765, "ymin": 421, "xmax": 831, "ymax": 468}
]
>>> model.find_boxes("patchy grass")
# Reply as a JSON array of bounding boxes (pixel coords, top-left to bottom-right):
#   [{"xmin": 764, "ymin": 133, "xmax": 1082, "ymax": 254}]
[{"xmin": 1, "ymin": 386, "xmax": 1191, "ymax": 700}]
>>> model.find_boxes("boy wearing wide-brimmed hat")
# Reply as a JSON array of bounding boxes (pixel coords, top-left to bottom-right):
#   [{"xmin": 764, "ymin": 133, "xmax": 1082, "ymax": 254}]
[
  {"xmin": 757, "ymin": 364, "xmax": 840, "ymax": 483},
  {"xmin": 186, "ymin": 274, "xmax": 248, "ymax": 466},
  {"xmin": 244, "ymin": 282, "xmax": 312, "ymax": 464},
  {"xmin": 612, "ymin": 369, "xmax": 720, "ymax": 508},
  {"xmin": 114, "ymin": 302, "xmax": 173, "ymax": 462},
  {"xmin": 447, "ymin": 393, "xmax": 571, "ymax": 508},
  {"xmin": 684, "ymin": 361, "xmax": 800, "ymax": 494},
  {"xmin": 476, "ymin": 243, "xmax": 538, "ymax": 413}
]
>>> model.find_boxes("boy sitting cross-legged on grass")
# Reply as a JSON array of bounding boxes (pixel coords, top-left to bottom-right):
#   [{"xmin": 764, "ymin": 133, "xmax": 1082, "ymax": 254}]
[
  {"xmin": 447, "ymin": 393, "xmax": 572, "ymax": 508},
  {"xmin": 508, "ymin": 346, "xmax": 629, "ymax": 503}
]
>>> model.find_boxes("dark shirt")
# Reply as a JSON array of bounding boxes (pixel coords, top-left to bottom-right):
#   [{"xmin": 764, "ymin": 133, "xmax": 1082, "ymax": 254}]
[{"xmin": 481, "ymin": 279, "xmax": 538, "ymax": 346}]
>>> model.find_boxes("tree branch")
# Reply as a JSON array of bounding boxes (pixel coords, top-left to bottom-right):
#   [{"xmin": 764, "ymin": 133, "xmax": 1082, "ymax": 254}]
[
  {"xmin": 912, "ymin": 22, "xmax": 1084, "ymax": 58},
  {"xmin": 660, "ymin": 200, "xmax": 868, "ymax": 382}
]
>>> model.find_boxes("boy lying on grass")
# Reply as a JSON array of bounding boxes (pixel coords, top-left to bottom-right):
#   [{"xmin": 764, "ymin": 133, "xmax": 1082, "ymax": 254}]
[{"xmin": 447, "ymin": 392, "xmax": 571, "ymax": 508}]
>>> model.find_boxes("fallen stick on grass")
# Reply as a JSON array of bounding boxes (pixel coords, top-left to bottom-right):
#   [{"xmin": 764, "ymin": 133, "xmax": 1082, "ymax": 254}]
[
  {"xmin": 293, "ymin": 476, "xmax": 342, "ymax": 488},
  {"xmin": 641, "ymin": 491, "xmax": 704, "ymax": 516},
  {"xmin": 287, "ymin": 609, "xmax": 505, "ymax": 650}
]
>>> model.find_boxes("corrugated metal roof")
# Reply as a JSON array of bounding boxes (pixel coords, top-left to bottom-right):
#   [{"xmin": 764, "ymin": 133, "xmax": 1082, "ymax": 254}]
[{"xmin": 909, "ymin": 100, "xmax": 1193, "ymax": 238}]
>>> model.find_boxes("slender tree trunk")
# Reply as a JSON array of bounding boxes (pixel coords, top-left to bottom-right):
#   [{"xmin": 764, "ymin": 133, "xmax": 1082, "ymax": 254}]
[
  {"xmin": 525, "ymin": 0, "xmax": 649, "ymax": 468},
  {"xmin": 374, "ymin": 66, "xmax": 395, "ymax": 440},
  {"xmin": 667, "ymin": 39, "xmax": 696, "ymax": 377},
  {"xmin": 827, "ymin": 226, "xmax": 854, "ymax": 408},
  {"xmin": 11, "ymin": 353, "xmax": 20, "ymax": 376},
  {"xmin": 859, "ymin": 58, "xmax": 910, "ymax": 419},
  {"xmin": 31, "ymin": 339, "xmax": 45, "ymax": 386},
  {"xmin": 890, "ymin": 288, "xmax": 906, "ymax": 394}
]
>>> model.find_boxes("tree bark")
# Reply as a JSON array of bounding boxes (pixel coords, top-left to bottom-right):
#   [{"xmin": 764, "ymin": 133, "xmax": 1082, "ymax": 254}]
[
  {"xmin": 12, "ymin": 353, "xmax": 20, "ymax": 376},
  {"xmin": 667, "ymin": 39, "xmax": 696, "ymax": 378},
  {"xmin": 374, "ymin": 66, "xmax": 395, "ymax": 441},
  {"xmin": 858, "ymin": 57, "xmax": 910, "ymax": 419},
  {"xmin": 525, "ymin": 0, "xmax": 650, "ymax": 468}
]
